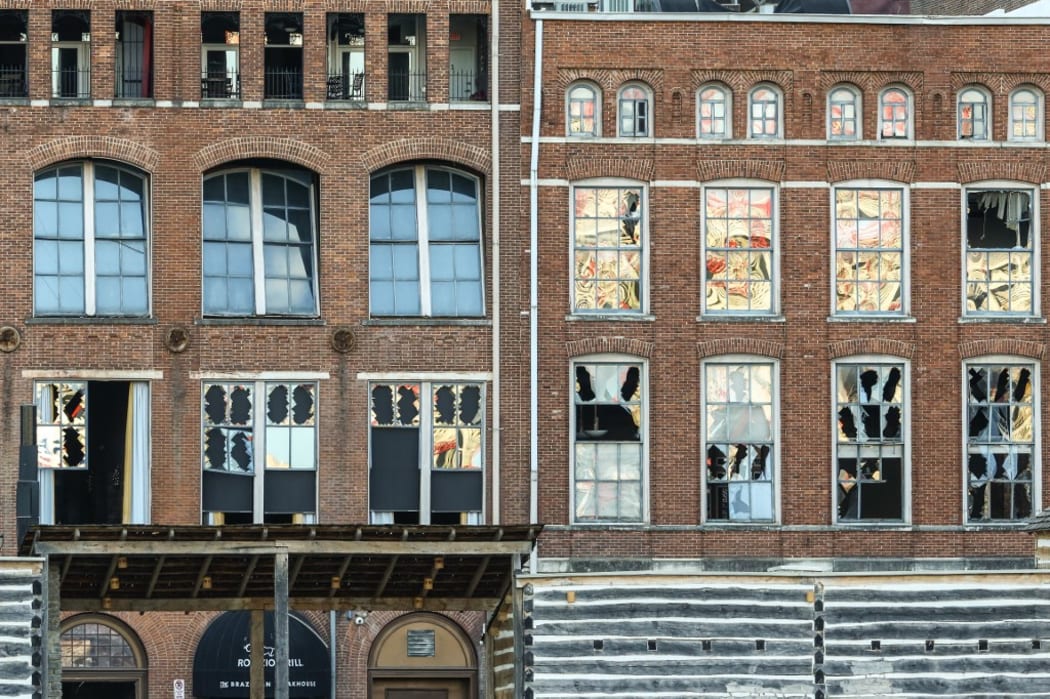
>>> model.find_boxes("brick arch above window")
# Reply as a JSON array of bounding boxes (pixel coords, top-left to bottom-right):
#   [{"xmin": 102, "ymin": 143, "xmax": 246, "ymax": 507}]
[
  {"xmin": 27, "ymin": 137, "xmax": 160, "ymax": 173},
  {"xmin": 696, "ymin": 159, "xmax": 784, "ymax": 183},
  {"xmin": 827, "ymin": 159, "xmax": 916, "ymax": 184},
  {"xmin": 959, "ymin": 340, "xmax": 1046, "ymax": 361},
  {"xmin": 361, "ymin": 138, "xmax": 491, "ymax": 176},
  {"xmin": 194, "ymin": 137, "xmax": 331, "ymax": 174},
  {"xmin": 950, "ymin": 73, "xmax": 1000, "ymax": 92},
  {"xmin": 1002, "ymin": 74, "xmax": 1050, "ymax": 95},
  {"xmin": 827, "ymin": 338, "xmax": 915, "ymax": 360},
  {"xmin": 565, "ymin": 337, "xmax": 654, "ymax": 359},
  {"xmin": 696, "ymin": 338, "xmax": 784, "ymax": 360},
  {"xmin": 610, "ymin": 70, "xmax": 663, "ymax": 92},
  {"xmin": 567, "ymin": 156, "xmax": 653, "ymax": 182},
  {"xmin": 820, "ymin": 73, "xmax": 873, "ymax": 92},
  {"xmin": 741, "ymin": 71, "xmax": 793, "ymax": 96},
  {"xmin": 557, "ymin": 69, "xmax": 615, "ymax": 91},
  {"xmin": 690, "ymin": 70, "xmax": 739, "ymax": 92},
  {"xmin": 957, "ymin": 160, "xmax": 1046, "ymax": 185}
]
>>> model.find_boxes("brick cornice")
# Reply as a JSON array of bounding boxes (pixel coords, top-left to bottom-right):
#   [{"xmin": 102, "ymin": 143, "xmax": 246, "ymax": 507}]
[
  {"xmin": 361, "ymin": 138, "xmax": 491, "ymax": 176},
  {"xmin": 958, "ymin": 339, "xmax": 1046, "ymax": 361},
  {"xmin": 26, "ymin": 137, "xmax": 161, "ymax": 173},
  {"xmin": 827, "ymin": 338, "xmax": 915, "ymax": 360},
  {"xmin": 957, "ymin": 160, "xmax": 1046, "ymax": 184},
  {"xmin": 194, "ymin": 138, "xmax": 332, "ymax": 174},
  {"xmin": 695, "ymin": 159, "xmax": 784, "ymax": 183},
  {"xmin": 567, "ymin": 157, "xmax": 653, "ymax": 182},
  {"xmin": 827, "ymin": 159, "xmax": 916, "ymax": 184},
  {"xmin": 696, "ymin": 338, "xmax": 785, "ymax": 360},
  {"xmin": 565, "ymin": 337, "xmax": 654, "ymax": 359}
]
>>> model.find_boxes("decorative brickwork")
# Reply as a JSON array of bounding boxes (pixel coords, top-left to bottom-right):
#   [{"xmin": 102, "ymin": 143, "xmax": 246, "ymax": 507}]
[
  {"xmin": 827, "ymin": 159, "xmax": 916, "ymax": 184},
  {"xmin": 827, "ymin": 338, "xmax": 916, "ymax": 360},
  {"xmin": 567, "ymin": 156, "xmax": 654, "ymax": 182},
  {"xmin": 565, "ymin": 337, "xmax": 654, "ymax": 359},
  {"xmin": 557, "ymin": 69, "xmax": 615, "ymax": 91},
  {"xmin": 696, "ymin": 159, "xmax": 784, "ymax": 183},
  {"xmin": 26, "ymin": 137, "xmax": 161, "ymax": 173},
  {"xmin": 696, "ymin": 338, "xmax": 785, "ymax": 360},
  {"xmin": 957, "ymin": 160, "xmax": 1046, "ymax": 184},
  {"xmin": 958, "ymin": 339, "xmax": 1046, "ymax": 361},
  {"xmin": 193, "ymin": 137, "xmax": 332, "ymax": 174},
  {"xmin": 361, "ymin": 138, "xmax": 492, "ymax": 175}
]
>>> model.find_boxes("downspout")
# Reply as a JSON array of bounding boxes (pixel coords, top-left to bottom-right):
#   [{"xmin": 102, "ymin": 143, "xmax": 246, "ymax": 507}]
[
  {"xmin": 491, "ymin": 0, "xmax": 502, "ymax": 525},
  {"xmin": 328, "ymin": 611, "xmax": 336, "ymax": 699},
  {"xmin": 528, "ymin": 17, "xmax": 543, "ymax": 574}
]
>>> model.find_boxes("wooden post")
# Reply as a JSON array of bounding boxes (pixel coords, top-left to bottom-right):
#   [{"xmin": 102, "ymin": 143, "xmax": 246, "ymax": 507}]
[
  {"xmin": 250, "ymin": 609, "xmax": 264, "ymax": 699},
  {"xmin": 275, "ymin": 549, "xmax": 289, "ymax": 699},
  {"xmin": 45, "ymin": 560, "xmax": 62, "ymax": 699}
]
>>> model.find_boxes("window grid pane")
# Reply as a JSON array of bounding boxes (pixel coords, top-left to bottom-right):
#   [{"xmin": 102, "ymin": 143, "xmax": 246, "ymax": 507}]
[
  {"xmin": 965, "ymin": 190, "xmax": 1033, "ymax": 315},
  {"xmin": 959, "ymin": 89, "xmax": 988, "ymax": 139},
  {"xmin": 1010, "ymin": 90, "xmax": 1039, "ymax": 140},
  {"xmin": 698, "ymin": 86, "xmax": 727, "ymax": 138},
  {"xmin": 573, "ymin": 187, "xmax": 642, "ymax": 313},
  {"xmin": 61, "ymin": 622, "xmax": 138, "ymax": 669},
  {"xmin": 264, "ymin": 382, "xmax": 316, "ymax": 471},
  {"xmin": 94, "ymin": 165, "xmax": 148, "ymax": 315},
  {"xmin": 432, "ymin": 383, "xmax": 483, "ymax": 470},
  {"xmin": 202, "ymin": 382, "xmax": 255, "ymax": 473},
  {"xmin": 704, "ymin": 187, "xmax": 774, "ymax": 313},
  {"xmin": 568, "ymin": 85, "xmax": 597, "ymax": 136},
  {"xmin": 619, "ymin": 86, "xmax": 648, "ymax": 137},
  {"xmin": 749, "ymin": 88, "xmax": 779, "ymax": 138},
  {"xmin": 880, "ymin": 89, "xmax": 909, "ymax": 139},
  {"xmin": 829, "ymin": 88, "xmax": 859, "ymax": 139},
  {"xmin": 34, "ymin": 165, "xmax": 86, "ymax": 314},
  {"xmin": 966, "ymin": 364, "xmax": 1034, "ymax": 522},
  {"xmin": 834, "ymin": 188, "xmax": 904, "ymax": 314},
  {"xmin": 36, "ymin": 382, "xmax": 88, "ymax": 470}
]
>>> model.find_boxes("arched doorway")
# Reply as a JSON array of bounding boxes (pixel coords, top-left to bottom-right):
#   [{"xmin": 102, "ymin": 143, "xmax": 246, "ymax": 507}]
[
  {"xmin": 368, "ymin": 613, "xmax": 477, "ymax": 699},
  {"xmin": 60, "ymin": 614, "xmax": 147, "ymax": 699}
]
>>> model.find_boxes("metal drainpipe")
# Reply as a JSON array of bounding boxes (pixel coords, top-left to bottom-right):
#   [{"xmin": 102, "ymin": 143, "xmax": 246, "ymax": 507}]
[
  {"xmin": 329, "ymin": 610, "xmax": 336, "ymax": 699},
  {"xmin": 528, "ymin": 17, "xmax": 543, "ymax": 574},
  {"xmin": 491, "ymin": 0, "xmax": 502, "ymax": 525}
]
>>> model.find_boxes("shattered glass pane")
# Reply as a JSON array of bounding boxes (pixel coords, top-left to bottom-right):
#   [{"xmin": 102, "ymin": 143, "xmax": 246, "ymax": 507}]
[
  {"xmin": 36, "ymin": 382, "xmax": 88, "ymax": 469},
  {"xmin": 431, "ymin": 383, "xmax": 484, "ymax": 469},
  {"xmin": 202, "ymin": 383, "xmax": 254, "ymax": 473},
  {"xmin": 264, "ymin": 382, "xmax": 316, "ymax": 470},
  {"xmin": 834, "ymin": 188, "xmax": 904, "ymax": 313},
  {"xmin": 965, "ymin": 190, "xmax": 1033, "ymax": 314},
  {"xmin": 573, "ymin": 187, "xmax": 643, "ymax": 312},
  {"xmin": 704, "ymin": 188, "xmax": 774, "ymax": 313}
]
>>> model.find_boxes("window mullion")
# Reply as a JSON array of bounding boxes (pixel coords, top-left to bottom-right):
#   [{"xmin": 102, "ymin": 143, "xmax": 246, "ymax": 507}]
[
  {"xmin": 253, "ymin": 380, "xmax": 265, "ymax": 523},
  {"xmin": 416, "ymin": 167, "xmax": 432, "ymax": 316},
  {"xmin": 250, "ymin": 170, "xmax": 266, "ymax": 315},
  {"xmin": 83, "ymin": 161, "xmax": 96, "ymax": 315},
  {"xmin": 419, "ymin": 381, "xmax": 432, "ymax": 524}
]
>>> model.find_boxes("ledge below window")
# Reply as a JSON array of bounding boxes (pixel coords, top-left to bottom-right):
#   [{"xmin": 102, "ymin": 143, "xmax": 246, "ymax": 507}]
[
  {"xmin": 363, "ymin": 317, "xmax": 491, "ymax": 327},
  {"xmin": 827, "ymin": 314, "xmax": 916, "ymax": 323},
  {"xmin": 697, "ymin": 314, "xmax": 786, "ymax": 323},
  {"xmin": 566, "ymin": 313, "xmax": 655, "ymax": 322},
  {"xmin": 958, "ymin": 316, "xmax": 1046, "ymax": 324},
  {"xmin": 26, "ymin": 316, "xmax": 157, "ymax": 325},
  {"xmin": 196, "ymin": 317, "xmax": 325, "ymax": 326}
]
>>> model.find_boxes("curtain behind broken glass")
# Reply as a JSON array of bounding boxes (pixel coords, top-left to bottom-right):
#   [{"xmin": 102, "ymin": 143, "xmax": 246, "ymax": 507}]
[
  {"xmin": 965, "ymin": 190, "xmax": 1032, "ymax": 315},
  {"xmin": 573, "ymin": 186, "xmax": 642, "ymax": 313},
  {"xmin": 704, "ymin": 363, "xmax": 774, "ymax": 522},
  {"xmin": 573, "ymin": 362, "xmax": 643, "ymax": 522},
  {"xmin": 966, "ymin": 364, "xmax": 1033, "ymax": 522},
  {"xmin": 834, "ymin": 188, "xmax": 903, "ymax": 314},
  {"xmin": 36, "ymin": 382, "xmax": 88, "ymax": 469},
  {"xmin": 704, "ymin": 187, "xmax": 773, "ymax": 314},
  {"xmin": 836, "ymin": 363, "xmax": 904, "ymax": 521}
]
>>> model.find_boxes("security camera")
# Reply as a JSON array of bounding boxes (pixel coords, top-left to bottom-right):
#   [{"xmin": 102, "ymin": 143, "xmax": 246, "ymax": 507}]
[{"xmin": 353, "ymin": 615, "xmax": 365, "ymax": 626}]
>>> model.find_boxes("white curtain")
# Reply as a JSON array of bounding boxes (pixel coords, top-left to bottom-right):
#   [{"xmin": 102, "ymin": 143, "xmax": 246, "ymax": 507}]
[
  {"xmin": 128, "ymin": 382, "xmax": 150, "ymax": 523},
  {"xmin": 36, "ymin": 385, "xmax": 54, "ymax": 524}
]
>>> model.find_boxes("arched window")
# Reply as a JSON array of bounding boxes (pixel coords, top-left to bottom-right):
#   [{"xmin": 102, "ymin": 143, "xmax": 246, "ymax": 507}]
[
  {"xmin": 958, "ymin": 86, "xmax": 991, "ymax": 140},
  {"xmin": 878, "ymin": 86, "xmax": 911, "ymax": 140},
  {"xmin": 697, "ymin": 84, "xmax": 730, "ymax": 138},
  {"xmin": 748, "ymin": 84, "xmax": 782, "ymax": 138},
  {"xmin": 1009, "ymin": 87, "xmax": 1042, "ymax": 141},
  {"xmin": 567, "ymin": 82, "xmax": 600, "ymax": 137},
  {"xmin": 61, "ymin": 615, "xmax": 147, "ymax": 699},
  {"xmin": 828, "ymin": 85, "xmax": 861, "ymax": 140},
  {"xmin": 34, "ymin": 161, "xmax": 149, "ymax": 316},
  {"xmin": 369, "ymin": 614, "xmax": 477, "ymax": 698},
  {"xmin": 618, "ymin": 83, "xmax": 651, "ymax": 137},
  {"xmin": 202, "ymin": 164, "xmax": 319, "ymax": 316}
]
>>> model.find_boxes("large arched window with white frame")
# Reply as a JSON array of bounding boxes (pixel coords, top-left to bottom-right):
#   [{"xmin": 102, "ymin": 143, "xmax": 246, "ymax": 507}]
[
  {"xmin": 1009, "ymin": 86, "xmax": 1042, "ymax": 141},
  {"xmin": 567, "ymin": 81, "xmax": 600, "ymax": 137},
  {"xmin": 617, "ymin": 82, "xmax": 651, "ymax": 137},
  {"xmin": 963, "ymin": 183, "xmax": 1036, "ymax": 317},
  {"xmin": 748, "ymin": 84, "xmax": 782, "ymax": 139},
  {"xmin": 827, "ymin": 84, "xmax": 861, "ymax": 140},
  {"xmin": 701, "ymin": 182, "xmax": 777, "ymax": 315},
  {"xmin": 571, "ymin": 180, "xmax": 645, "ymax": 314},
  {"xmin": 61, "ymin": 614, "xmax": 148, "ymax": 699},
  {"xmin": 958, "ymin": 85, "xmax": 991, "ymax": 140},
  {"xmin": 964, "ymin": 358, "xmax": 1038, "ymax": 523},
  {"xmin": 878, "ymin": 85, "xmax": 912, "ymax": 140},
  {"xmin": 702, "ymin": 356, "xmax": 778, "ymax": 523},
  {"xmin": 697, "ymin": 83, "xmax": 731, "ymax": 139}
]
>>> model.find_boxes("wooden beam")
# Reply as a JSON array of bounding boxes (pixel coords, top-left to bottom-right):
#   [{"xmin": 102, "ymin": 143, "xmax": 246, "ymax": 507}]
[
  {"xmin": 250, "ymin": 609, "xmax": 264, "ymax": 699},
  {"xmin": 36, "ymin": 539, "xmax": 534, "ymax": 557},
  {"xmin": 98, "ymin": 555, "xmax": 120, "ymax": 599},
  {"xmin": 274, "ymin": 550, "xmax": 289, "ymax": 699},
  {"xmin": 376, "ymin": 556, "xmax": 399, "ymax": 598},
  {"xmin": 192, "ymin": 556, "xmax": 214, "ymax": 598},
  {"xmin": 238, "ymin": 555, "xmax": 260, "ymax": 598},
  {"xmin": 145, "ymin": 555, "xmax": 166, "ymax": 599},
  {"xmin": 328, "ymin": 555, "xmax": 352, "ymax": 599},
  {"xmin": 52, "ymin": 595, "xmax": 503, "ymax": 613},
  {"xmin": 466, "ymin": 556, "xmax": 491, "ymax": 598}
]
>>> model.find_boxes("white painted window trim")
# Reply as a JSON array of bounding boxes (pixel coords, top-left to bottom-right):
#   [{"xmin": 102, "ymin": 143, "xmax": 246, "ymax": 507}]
[
  {"xmin": 697, "ymin": 82, "xmax": 732, "ymax": 140},
  {"xmin": 566, "ymin": 80, "xmax": 601, "ymax": 138},
  {"xmin": 1008, "ymin": 85, "xmax": 1044, "ymax": 143},
  {"xmin": 957, "ymin": 85, "xmax": 992, "ymax": 141},
  {"xmin": 827, "ymin": 84, "xmax": 862, "ymax": 141},
  {"xmin": 617, "ymin": 81, "xmax": 652, "ymax": 138},
  {"xmin": 748, "ymin": 83, "xmax": 783, "ymax": 139}
]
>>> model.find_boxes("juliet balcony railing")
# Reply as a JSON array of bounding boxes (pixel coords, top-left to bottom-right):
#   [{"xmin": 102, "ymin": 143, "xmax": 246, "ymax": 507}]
[
  {"xmin": 264, "ymin": 68, "xmax": 303, "ymax": 100},
  {"xmin": 388, "ymin": 70, "xmax": 426, "ymax": 102},
  {"xmin": 201, "ymin": 70, "xmax": 241, "ymax": 99},
  {"xmin": 326, "ymin": 72, "xmax": 366, "ymax": 101},
  {"xmin": 52, "ymin": 68, "xmax": 90, "ymax": 99},
  {"xmin": 449, "ymin": 69, "xmax": 488, "ymax": 102},
  {"xmin": 0, "ymin": 65, "xmax": 27, "ymax": 98},
  {"xmin": 116, "ymin": 68, "xmax": 151, "ymax": 99}
]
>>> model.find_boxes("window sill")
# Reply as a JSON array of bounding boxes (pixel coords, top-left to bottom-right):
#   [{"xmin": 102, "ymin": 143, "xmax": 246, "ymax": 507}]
[
  {"xmin": 958, "ymin": 316, "xmax": 1046, "ymax": 324},
  {"xmin": 196, "ymin": 316, "xmax": 325, "ymax": 326},
  {"xmin": 363, "ymin": 317, "xmax": 491, "ymax": 327},
  {"xmin": 262, "ymin": 99, "xmax": 305, "ymax": 109},
  {"xmin": 200, "ymin": 98, "xmax": 243, "ymax": 108},
  {"xmin": 386, "ymin": 100, "xmax": 430, "ymax": 110},
  {"xmin": 26, "ymin": 316, "xmax": 156, "ymax": 325},
  {"xmin": 324, "ymin": 100, "xmax": 367, "ymax": 110},
  {"xmin": 0, "ymin": 97, "xmax": 28, "ymax": 105},
  {"xmin": 697, "ymin": 314, "xmax": 785, "ymax": 323},
  {"xmin": 112, "ymin": 98, "xmax": 155, "ymax": 107},
  {"xmin": 49, "ymin": 98, "xmax": 91, "ymax": 106},
  {"xmin": 566, "ymin": 313, "xmax": 655, "ymax": 322},
  {"xmin": 827, "ymin": 314, "xmax": 916, "ymax": 323}
]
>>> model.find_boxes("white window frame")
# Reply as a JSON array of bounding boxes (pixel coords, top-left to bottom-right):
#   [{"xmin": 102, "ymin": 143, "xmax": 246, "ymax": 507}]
[
  {"xmin": 832, "ymin": 356, "xmax": 910, "ymax": 525},
  {"xmin": 700, "ymin": 180, "xmax": 779, "ymax": 317},
  {"xmin": 748, "ymin": 84, "xmax": 782, "ymax": 139},
  {"xmin": 697, "ymin": 83, "xmax": 731, "ymax": 139},
  {"xmin": 569, "ymin": 179, "xmax": 648, "ymax": 315},
  {"xmin": 701, "ymin": 356, "xmax": 780, "ymax": 524},
  {"xmin": 617, "ymin": 82, "xmax": 651, "ymax": 138},
  {"xmin": 958, "ymin": 86, "xmax": 991, "ymax": 141},
  {"xmin": 567, "ymin": 81, "xmax": 600, "ymax": 137},
  {"xmin": 827, "ymin": 84, "xmax": 861, "ymax": 141},
  {"xmin": 1009, "ymin": 86, "xmax": 1043, "ymax": 142},
  {"xmin": 570, "ymin": 355, "xmax": 648, "ymax": 525},
  {"xmin": 51, "ymin": 41, "xmax": 90, "ymax": 99},
  {"xmin": 961, "ymin": 181, "xmax": 1038, "ymax": 318},
  {"xmin": 962, "ymin": 356, "xmax": 1040, "ymax": 525},
  {"xmin": 878, "ymin": 86, "xmax": 912, "ymax": 140},
  {"xmin": 830, "ymin": 181, "xmax": 909, "ymax": 318}
]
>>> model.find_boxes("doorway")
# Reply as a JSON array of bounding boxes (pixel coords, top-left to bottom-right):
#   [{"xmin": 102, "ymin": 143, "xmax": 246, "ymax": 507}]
[
  {"xmin": 368, "ymin": 614, "xmax": 477, "ymax": 699},
  {"xmin": 62, "ymin": 681, "xmax": 137, "ymax": 699}
]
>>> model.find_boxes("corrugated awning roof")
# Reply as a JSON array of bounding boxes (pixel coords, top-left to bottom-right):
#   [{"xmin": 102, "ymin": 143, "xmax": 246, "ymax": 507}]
[{"xmin": 22, "ymin": 524, "xmax": 539, "ymax": 612}]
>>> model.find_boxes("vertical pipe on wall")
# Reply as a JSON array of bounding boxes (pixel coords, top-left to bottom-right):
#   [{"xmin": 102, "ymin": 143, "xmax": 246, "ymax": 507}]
[
  {"xmin": 528, "ymin": 17, "xmax": 544, "ymax": 574},
  {"xmin": 491, "ymin": 0, "xmax": 502, "ymax": 525},
  {"xmin": 329, "ymin": 610, "xmax": 337, "ymax": 699}
]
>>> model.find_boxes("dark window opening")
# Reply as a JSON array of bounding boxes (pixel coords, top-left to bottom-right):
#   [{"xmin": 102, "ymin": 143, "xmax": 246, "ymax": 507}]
[
  {"xmin": 52, "ymin": 10, "xmax": 90, "ymax": 99},
  {"xmin": 388, "ymin": 14, "xmax": 426, "ymax": 101},
  {"xmin": 326, "ymin": 14, "xmax": 365, "ymax": 101},
  {"xmin": 449, "ymin": 15, "xmax": 488, "ymax": 102},
  {"xmin": 115, "ymin": 12, "xmax": 152, "ymax": 98},
  {"xmin": 264, "ymin": 13, "xmax": 303, "ymax": 99},
  {"xmin": 0, "ymin": 10, "xmax": 27, "ymax": 98},
  {"xmin": 201, "ymin": 12, "xmax": 239, "ymax": 99}
]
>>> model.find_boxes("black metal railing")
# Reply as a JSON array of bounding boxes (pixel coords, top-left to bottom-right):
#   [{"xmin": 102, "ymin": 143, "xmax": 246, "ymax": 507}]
[
  {"xmin": 264, "ymin": 68, "xmax": 303, "ymax": 100},
  {"xmin": 0, "ymin": 65, "xmax": 26, "ymax": 98},
  {"xmin": 116, "ymin": 69, "xmax": 151, "ymax": 99},
  {"xmin": 388, "ymin": 70, "xmax": 426, "ymax": 102},
  {"xmin": 201, "ymin": 71, "xmax": 240, "ymax": 99},
  {"xmin": 326, "ymin": 72, "xmax": 366, "ymax": 101},
  {"xmin": 449, "ymin": 69, "xmax": 487, "ymax": 102},
  {"xmin": 52, "ymin": 68, "xmax": 90, "ymax": 99}
]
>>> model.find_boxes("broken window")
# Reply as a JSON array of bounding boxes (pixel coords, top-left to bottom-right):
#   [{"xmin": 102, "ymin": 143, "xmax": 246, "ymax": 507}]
[
  {"xmin": 704, "ymin": 362, "xmax": 775, "ymax": 522},
  {"xmin": 201, "ymin": 381, "xmax": 317, "ymax": 524},
  {"xmin": 835, "ymin": 362, "xmax": 905, "ymax": 522},
  {"xmin": 834, "ymin": 187, "xmax": 904, "ymax": 315},
  {"xmin": 369, "ymin": 382, "xmax": 484, "ymax": 525},
  {"xmin": 52, "ymin": 10, "xmax": 90, "ymax": 99},
  {"xmin": 369, "ymin": 165, "xmax": 483, "ymax": 316},
  {"xmin": 965, "ymin": 189, "xmax": 1033, "ymax": 315},
  {"xmin": 966, "ymin": 363, "xmax": 1034, "ymax": 522},
  {"xmin": 36, "ymin": 381, "xmax": 150, "ymax": 524},
  {"xmin": 0, "ymin": 10, "xmax": 27, "ymax": 98},
  {"xmin": 703, "ymin": 186, "xmax": 775, "ymax": 314},
  {"xmin": 115, "ymin": 11, "xmax": 152, "ymax": 99},
  {"xmin": 879, "ymin": 86, "xmax": 911, "ymax": 140},
  {"xmin": 1009, "ymin": 87, "xmax": 1041, "ymax": 141},
  {"xmin": 326, "ymin": 13, "xmax": 365, "ymax": 101},
  {"xmin": 567, "ymin": 82, "xmax": 600, "ymax": 137},
  {"xmin": 828, "ymin": 85, "xmax": 860, "ymax": 140},
  {"xmin": 203, "ymin": 165, "xmax": 318, "ymax": 316},
  {"xmin": 201, "ymin": 12, "xmax": 239, "ymax": 99},
  {"xmin": 618, "ymin": 83, "xmax": 650, "ymax": 137},
  {"xmin": 572, "ymin": 185, "xmax": 643, "ymax": 313},
  {"xmin": 34, "ymin": 161, "xmax": 149, "ymax": 316},
  {"xmin": 958, "ymin": 86, "xmax": 990, "ymax": 140},
  {"xmin": 698, "ymin": 84, "xmax": 730, "ymax": 138},
  {"xmin": 748, "ymin": 85, "xmax": 781, "ymax": 138},
  {"xmin": 264, "ymin": 12, "xmax": 303, "ymax": 100},
  {"xmin": 572, "ymin": 360, "xmax": 644, "ymax": 523}
]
